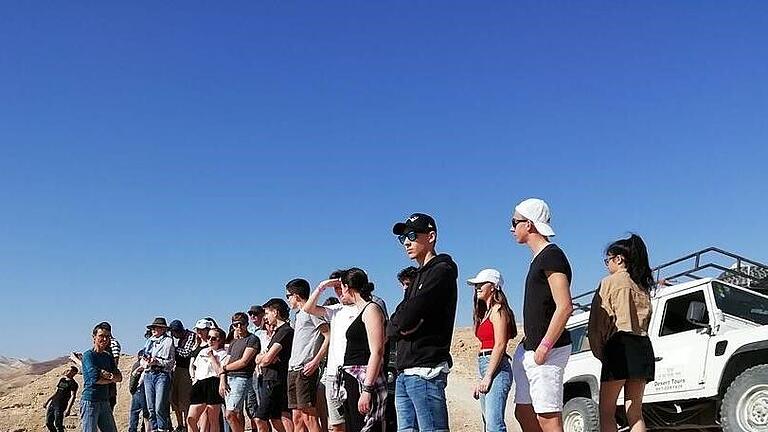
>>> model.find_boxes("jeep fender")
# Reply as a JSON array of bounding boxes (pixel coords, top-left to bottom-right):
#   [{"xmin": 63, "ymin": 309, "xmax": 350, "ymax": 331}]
[
  {"xmin": 718, "ymin": 340, "xmax": 768, "ymax": 396},
  {"xmin": 564, "ymin": 375, "xmax": 599, "ymax": 402}
]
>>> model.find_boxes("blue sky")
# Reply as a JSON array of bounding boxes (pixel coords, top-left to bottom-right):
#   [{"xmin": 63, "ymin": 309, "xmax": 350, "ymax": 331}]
[{"xmin": 1, "ymin": 2, "xmax": 766, "ymax": 359}]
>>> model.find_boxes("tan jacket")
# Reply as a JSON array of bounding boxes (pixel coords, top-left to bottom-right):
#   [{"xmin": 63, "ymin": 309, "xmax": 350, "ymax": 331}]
[{"xmin": 587, "ymin": 269, "xmax": 652, "ymax": 360}]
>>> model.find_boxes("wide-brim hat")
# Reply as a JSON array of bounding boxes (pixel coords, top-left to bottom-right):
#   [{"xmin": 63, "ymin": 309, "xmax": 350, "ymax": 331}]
[{"xmin": 146, "ymin": 317, "xmax": 169, "ymax": 329}]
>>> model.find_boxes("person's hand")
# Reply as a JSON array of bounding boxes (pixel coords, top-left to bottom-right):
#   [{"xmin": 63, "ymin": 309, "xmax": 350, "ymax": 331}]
[
  {"xmin": 219, "ymin": 381, "xmax": 230, "ymax": 398},
  {"xmin": 317, "ymin": 278, "xmax": 341, "ymax": 292},
  {"xmin": 358, "ymin": 390, "xmax": 372, "ymax": 415},
  {"xmin": 302, "ymin": 359, "xmax": 320, "ymax": 377},
  {"xmin": 475, "ymin": 376, "xmax": 492, "ymax": 397},
  {"xmin": 534, "ymin": 345, "xmax": 550, "ymax": 365}
]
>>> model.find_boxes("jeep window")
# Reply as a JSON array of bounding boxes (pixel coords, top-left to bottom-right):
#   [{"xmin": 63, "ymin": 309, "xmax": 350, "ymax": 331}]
[
  {"xmin": 659, "ymin": 290, "xmax": 709, "ymax": 336},
  {"xmin": 568, "ymin": 324, "xmax": 591, "ymax": 354},
  {"xmin": 712, "ymin": 281, "xmax": 768, "ymax": 325}
]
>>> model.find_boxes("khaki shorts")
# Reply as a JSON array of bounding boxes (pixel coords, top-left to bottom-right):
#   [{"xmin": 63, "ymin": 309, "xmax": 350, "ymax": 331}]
[
  {"xmin": 287, "ymin": 369, "xmax": 319, "ymax": 409},
  {"xmin": 171, "ymin": 367, "xmax": 192, "ymax": 412},
  {"xmin": 324, "ymin": 375, "xmax": 345, "ymax": 426}
]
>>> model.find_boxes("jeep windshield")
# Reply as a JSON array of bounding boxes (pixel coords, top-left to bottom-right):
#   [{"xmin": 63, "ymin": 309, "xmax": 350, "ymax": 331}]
[{"xmin": 712, "ymin": 281, "xmax": 768, "ymax": 325}]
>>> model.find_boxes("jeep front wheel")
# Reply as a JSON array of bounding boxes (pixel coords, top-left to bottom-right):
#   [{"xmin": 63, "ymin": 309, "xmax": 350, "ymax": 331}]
[
  {"xmin": 721, "ymin": 364, "xmax": 768, "ymax": 432},
  {"xmin": 563, "ymin": 397, "xmax": 599, "ymax": 432}
]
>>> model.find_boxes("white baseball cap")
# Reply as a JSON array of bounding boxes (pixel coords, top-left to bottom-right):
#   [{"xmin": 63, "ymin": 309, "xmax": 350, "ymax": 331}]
[
  {"xmin": 514, "ymin": 198, "xmax": 555, "ymax": 237},
  {"xmin": 466, "ymin": 268, "xmax": 504, "ymax": 290},
  {"xmin": 194, "ymin": 319, "xmax": 214, "ymax": 330}
]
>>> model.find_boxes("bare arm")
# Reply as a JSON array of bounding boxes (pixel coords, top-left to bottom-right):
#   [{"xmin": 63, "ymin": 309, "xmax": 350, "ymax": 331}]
[
  {"xmin": 303, "ymin": 279, "xmax": 339, "ymax": 317},
  {"xmin": 362, "ymin": 306, "xmax": 386, "ymax": 386},
  {"xmin": 483, "ymin": 306, "xmax": 509, "ymax": 383},
  {"xmin": 223, "ymin": 346, "xmax": 257, "ymax": 372},
  {"xmin": 302, "ymin": 323, "xmax": 330, "ymax": 376},
  {"xmin": 534, "ymin": 271, "xmax": 573, "ymax": 364},
  {"xmin": 259, "ymin": 343, "xmax": 283, "ymax": 367}
]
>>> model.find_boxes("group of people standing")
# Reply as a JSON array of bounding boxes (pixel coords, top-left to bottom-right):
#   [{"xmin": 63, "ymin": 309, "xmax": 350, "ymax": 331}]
[{"xmin": 70, "ymin": 197, "xmax": 657, "ymax": 432}]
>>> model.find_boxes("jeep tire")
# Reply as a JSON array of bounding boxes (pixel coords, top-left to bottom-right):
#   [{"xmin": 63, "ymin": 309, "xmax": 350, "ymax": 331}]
[
  {"xmin": 563, "ymin": 397, "xmax": 599, "ymax": 432},
  {"xmin": 721, "ymin": 364, "xmax": 768, "ymax": 432}
]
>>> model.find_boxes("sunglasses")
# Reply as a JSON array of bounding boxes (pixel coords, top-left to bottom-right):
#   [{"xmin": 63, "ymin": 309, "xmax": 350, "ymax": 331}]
[
  {"xmin": 604, "ymin": 256, "xmax": 618, "ymax": 266},
  {"xmin": 285, "ymin": 293, "xmax": 294, "ymax": 299},
  {"xmin": 209, "ymin": 336, "xmax": 221, "ymax": 341},
  {"xmin": 511, "ymin": 218, "xmax": 529, "ymax": 229},
  {"xmin": 232, "ymin": 322, "xmax": 246, "ymax": 328},
  {"xmin": 397, "ymin": 231, "xmax": 422, "ymax": 244}
]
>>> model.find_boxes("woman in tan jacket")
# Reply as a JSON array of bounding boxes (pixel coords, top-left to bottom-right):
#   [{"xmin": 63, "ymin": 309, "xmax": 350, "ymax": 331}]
[{"xmin": 588, "ymin": 234, "xmax": 655, "ymax": 432}]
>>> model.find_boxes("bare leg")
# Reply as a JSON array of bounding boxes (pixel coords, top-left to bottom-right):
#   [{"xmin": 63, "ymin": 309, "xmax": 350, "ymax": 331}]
[
  {"xmin": 206, "ymin": 406, "xmax": 220, "ymax": 432},
  {"xmin": 623, "ymin": 380, "xmax": 647, "ymax": 432},
  {"xmin": 537, "ymin": 412, "xmax": 563, "ymax": 432},
  {"xmin": 187, "ymin": 405, "xmax": 206, "ymax": 432},
  {"xmin": 599, "ymin": 380, "xmax": 625, "ymax": 432},
  {"xmin": 280, "ymin": 411, "xmax": 294, "ymax": 432},
  {"xmin": 226, "ymin": 410, "xmax": 245, "ymax": 432},
  {"xmin": 292, "ymin": 410, "xmax": 306, "ymax": 432},
  {"xmin": 515, "ymin": 404, "xmax": 543, "ymax": 432},
  {"xmin": 256, "ymin": 419, "xmax": 271, "ymax": 432},
  {"xmin": 200, "ymin": 409, "xmax": 209, "ymax": 432}
]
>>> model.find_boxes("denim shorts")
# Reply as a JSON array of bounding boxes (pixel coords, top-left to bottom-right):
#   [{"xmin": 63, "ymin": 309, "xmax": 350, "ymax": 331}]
[{"xmin": 225, "ymin": 376, "xmax": 252, "ymax": 412}]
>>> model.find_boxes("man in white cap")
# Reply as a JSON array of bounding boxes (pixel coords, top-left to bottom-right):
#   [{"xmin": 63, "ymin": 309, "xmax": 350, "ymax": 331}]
[{"xmin": 510, "ymin": 198, "xmax": 573, "ymax": 432}]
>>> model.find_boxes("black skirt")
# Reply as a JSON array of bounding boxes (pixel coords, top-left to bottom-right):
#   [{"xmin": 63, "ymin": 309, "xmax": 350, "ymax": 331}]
[
  {"xmin": 601, "ymin": 332, "xmax": 655, "ymax": 383},
  {"xmin": 190, "ymin": 376, "xmax": 225, "ymax": 405}
]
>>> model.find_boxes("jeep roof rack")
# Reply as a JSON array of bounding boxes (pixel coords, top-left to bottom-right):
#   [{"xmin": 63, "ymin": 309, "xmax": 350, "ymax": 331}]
[
  {"xmin": 570, "ymin": 247, "xmax": 768, "ymax": 314},
  {"xmin": 653, "ymin": 247, "xmax": 768, "ymax": 293}
]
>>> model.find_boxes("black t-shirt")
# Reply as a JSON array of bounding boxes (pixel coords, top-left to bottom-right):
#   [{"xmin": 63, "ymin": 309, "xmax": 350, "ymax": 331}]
[
  {"xmin": 261, "ymin": 323, "xmax": 294, "ymax": 381},
  {"xmin": 523, "ymin": 243, "xmax": 573, "ymax": 351},
  {"xmin": 227, "ymin": 334, "xmax": 260, "ymax": 378},
  {"xmin": 51, "ymin": 377, "xmax": 79, "ymax": 408}
]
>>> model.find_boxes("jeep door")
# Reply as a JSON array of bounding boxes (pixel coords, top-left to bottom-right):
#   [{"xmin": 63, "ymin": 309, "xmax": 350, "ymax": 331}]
[{"xmin": 645, "ymin": 288, "xmax": 714, "ymax": 400}]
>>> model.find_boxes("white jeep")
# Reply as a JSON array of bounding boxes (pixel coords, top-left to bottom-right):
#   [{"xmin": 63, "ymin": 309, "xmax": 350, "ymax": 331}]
[{"xmin": 561, "ymin": 249, "xmax": 768, "ymax": 432}]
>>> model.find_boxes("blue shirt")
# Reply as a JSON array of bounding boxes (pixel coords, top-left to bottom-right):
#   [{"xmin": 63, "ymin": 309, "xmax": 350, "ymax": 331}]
[{"xmin": 81, "ymin": 349, "xmax": 117, "ymax": 402}]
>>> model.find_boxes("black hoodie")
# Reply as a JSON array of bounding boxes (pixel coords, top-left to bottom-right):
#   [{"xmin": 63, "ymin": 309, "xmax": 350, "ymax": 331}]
[{"xmin": 387, "ymin": 253, "xmax": 458, "ymax": 370}]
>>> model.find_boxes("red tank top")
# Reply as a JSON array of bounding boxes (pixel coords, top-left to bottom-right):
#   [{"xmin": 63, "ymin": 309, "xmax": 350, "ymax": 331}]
[{"xmin": 475, "ymin": 318, "xmax": 495, "ymax": 350}]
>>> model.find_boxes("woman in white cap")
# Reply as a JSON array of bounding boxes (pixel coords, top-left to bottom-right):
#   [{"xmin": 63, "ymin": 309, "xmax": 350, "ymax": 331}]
[
  {"xmin": 188, "ymin": 327, "xmax": 229, "ymax": 432},
  {"xmin": 468, "ymin": 269, "xmax": 518, "ymax": 432}
]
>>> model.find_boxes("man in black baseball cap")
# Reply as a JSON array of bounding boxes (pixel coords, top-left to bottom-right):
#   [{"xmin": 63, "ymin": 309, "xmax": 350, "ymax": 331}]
[{"xmin": 388, "ymin": 212, "xmax": 457, "ymax": 432}]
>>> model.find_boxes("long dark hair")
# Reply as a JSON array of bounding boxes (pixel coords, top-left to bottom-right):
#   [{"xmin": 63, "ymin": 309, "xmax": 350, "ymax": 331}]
[
  {"xmin": 606, "ymin": 233, "xmax": 654, "ymax": 291},
  {"xmin": 341, "ymin": 267, "xmax": 375, "ymax": 301},
  {"xmin": 473, "ymin": 283, "xmax": 518, "ymax": 340}
]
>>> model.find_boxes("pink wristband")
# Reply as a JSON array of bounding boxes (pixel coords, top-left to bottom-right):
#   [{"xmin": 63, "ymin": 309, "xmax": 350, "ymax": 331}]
[{"xmin": 539, "ymin": 338, "xmax": 554, "ymax": 350}]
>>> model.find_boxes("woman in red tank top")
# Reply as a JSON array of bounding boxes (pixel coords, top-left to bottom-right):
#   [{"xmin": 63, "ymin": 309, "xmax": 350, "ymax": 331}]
[{"xmin": 468, "ymin": 269, "xmax": 518, "ymax": 432}]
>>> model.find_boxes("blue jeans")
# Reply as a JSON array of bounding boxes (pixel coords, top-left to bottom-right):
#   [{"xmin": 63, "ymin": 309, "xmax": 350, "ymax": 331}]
[
  {"xmin": 395, "ymin": 372, "xmax": 449, "ymax": 432},
  {"xmin": 80, "ymin": 400, "xmax": 117, "ymax": 432},
  {"xmin": 129, "ymin": 384, "xmax": 150, "ymax": 432},
  {"xmin": 144, "ymin": 370, "xmax": 172, "ymax": 431},
  {"xmin": 478, "ymin": 355, "xmax": 512, "ymax": 432}
]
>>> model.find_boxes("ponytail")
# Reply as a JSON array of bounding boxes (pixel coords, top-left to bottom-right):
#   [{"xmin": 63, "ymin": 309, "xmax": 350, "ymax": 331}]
[{"xmin": 606, "ymin": 233, "xmax": 655, "ymax": 291}]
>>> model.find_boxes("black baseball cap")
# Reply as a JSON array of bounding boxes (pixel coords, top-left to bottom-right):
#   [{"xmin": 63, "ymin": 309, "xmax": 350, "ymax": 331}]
[
  {"xmin": 392, "ymin": 213, "xmax": 437, "ymax": 235},
  {"xmin": 248, "ymin": 305, "xmax": 264, "ymax": 316}
]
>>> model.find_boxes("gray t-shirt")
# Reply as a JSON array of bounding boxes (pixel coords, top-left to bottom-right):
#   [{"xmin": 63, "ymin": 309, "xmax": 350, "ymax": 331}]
[
  {"xmin": 227, "ymin": 334, "xmax": 260, "ymax": 378},
  {"xmin": 288, "ymin": 310, "xmax": 328, "ymax": 368}
]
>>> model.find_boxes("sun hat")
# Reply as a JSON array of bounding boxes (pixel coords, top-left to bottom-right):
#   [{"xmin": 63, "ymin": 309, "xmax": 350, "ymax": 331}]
[
  {"xmin": 146, "ymin": 317, "xmax": 169, "ymax": 329},
  {"xmin": 514, "ymin": 198, "xmax": 555, "ymax": 237},
  {"xmin": 168, "ymin": 320, "xmax": 184, "ymax": 332},
  {"xmin": 466, "ymin": 269, "xmax": 504, "ymax": 290}
]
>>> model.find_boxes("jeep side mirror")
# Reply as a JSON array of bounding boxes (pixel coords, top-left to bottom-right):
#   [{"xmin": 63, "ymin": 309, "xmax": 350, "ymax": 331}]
[{"xmin": 686, "ymin": 301, "xmax": 708, "ymax": 326}]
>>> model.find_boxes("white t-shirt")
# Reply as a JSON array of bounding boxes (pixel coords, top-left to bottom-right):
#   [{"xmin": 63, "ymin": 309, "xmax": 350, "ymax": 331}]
[
  {"xmin": 324, "ymin": 304, "xmax": 358, "ymax": 376},
  {"xmin": 191, "ymin": 347, "xmax": 230, "ymax": 382}
]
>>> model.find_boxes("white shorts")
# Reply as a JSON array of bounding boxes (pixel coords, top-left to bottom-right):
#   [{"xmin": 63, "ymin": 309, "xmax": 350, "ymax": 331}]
[{"xmin": 512, "ymin": 343, "xmax": 571, "ymax": 414}]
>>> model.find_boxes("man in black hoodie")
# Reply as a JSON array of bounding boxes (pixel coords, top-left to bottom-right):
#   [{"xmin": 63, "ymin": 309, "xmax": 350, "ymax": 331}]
[{"xmin": 388, "ymin": 213, "xmax": 458, "ymax": 432}]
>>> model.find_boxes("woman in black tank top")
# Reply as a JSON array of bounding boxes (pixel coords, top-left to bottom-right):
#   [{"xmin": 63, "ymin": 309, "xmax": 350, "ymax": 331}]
[{"xmin": 337, "ymin": 268, "xmax": 387, "ymax": 432}]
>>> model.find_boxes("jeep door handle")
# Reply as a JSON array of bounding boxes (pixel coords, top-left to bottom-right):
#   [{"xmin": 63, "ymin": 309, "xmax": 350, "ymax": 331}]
[{"xmin": 654, "ymin": 357, "xmax": 663, "ymax": 362}]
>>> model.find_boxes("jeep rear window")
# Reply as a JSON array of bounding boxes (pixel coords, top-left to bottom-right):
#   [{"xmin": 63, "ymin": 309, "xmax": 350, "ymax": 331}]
[
  {"xmin": 568, "ymin": 324, "xmax": 591, "ymax": 354},
  {"xmin": 712, "ymin": 281, "xmax": 768, "ymax": 325}
]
